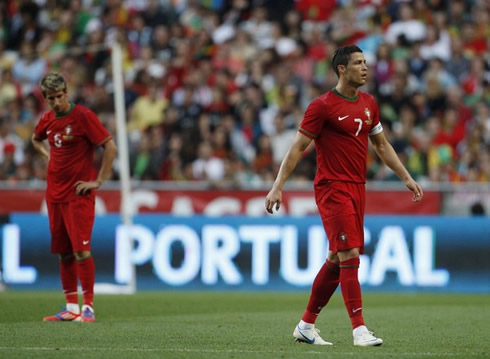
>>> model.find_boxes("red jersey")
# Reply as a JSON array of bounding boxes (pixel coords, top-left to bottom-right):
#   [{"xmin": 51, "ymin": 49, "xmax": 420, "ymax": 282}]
[
  {"xmin": 299, "ymin": 89, "xmax": 383, "ymax": 185},
  {"xmin": 34, "ymin": 104, "xmax": 111, "ymax": 202}
]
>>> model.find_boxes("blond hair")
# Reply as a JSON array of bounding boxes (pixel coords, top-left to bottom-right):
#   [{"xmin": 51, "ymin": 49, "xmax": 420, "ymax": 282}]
[{"xmin": 40, "ymin": 72, "xmax": 67, "ymax": 97}]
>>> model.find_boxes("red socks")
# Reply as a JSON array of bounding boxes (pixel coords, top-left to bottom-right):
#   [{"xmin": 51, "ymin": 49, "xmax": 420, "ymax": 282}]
[
  {"xmin": 340, "ymin": 257, "xmax": 365, "ymax": 329},
  {"xmin": 60, "ymin": 256, "xmax": 78, "ymax": 305},
  {"xmin": 301, "ymin": 257, "xmax": 365, "ymax": 329},
  {"xmin": 301, "ymin": 260, "xmax": 340, "ymax": 324},
  {"xmin": 77, "ymin": 256, "xmax": 95, "ymax": 307}
]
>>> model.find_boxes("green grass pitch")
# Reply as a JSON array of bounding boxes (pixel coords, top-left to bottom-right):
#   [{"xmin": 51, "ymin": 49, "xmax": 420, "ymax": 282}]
[{"xmin": 0, "ymin": 291, "xmax": 489, "ymax": 358}]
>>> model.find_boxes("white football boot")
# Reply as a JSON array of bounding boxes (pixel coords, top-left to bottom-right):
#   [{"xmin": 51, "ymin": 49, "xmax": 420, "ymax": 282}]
[
  {"xmin": 353, "ymin": 325, "xmax": 383, "ymax": 346},
  {"xmin": 293, "ymin": 322, "xmax": 333, "ymax": 345}
]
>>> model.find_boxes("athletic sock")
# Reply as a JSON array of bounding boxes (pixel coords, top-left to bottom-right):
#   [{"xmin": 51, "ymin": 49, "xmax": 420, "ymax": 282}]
[
  {"xmin": 77, "ymin": 256, "xmax": 95, "ymax": 308},
  {"xmin": 301, "ymin": 260, "xmax": 340, "ymax": 324},
  {"xmin": 60, "ymin": 256, "xmax": 78, "ymax": 309},
  {"xmin": 66, "ymin": 303, "xmax": 80, "ymax": 314},
  {"xmin": 339, "ymin": 257, "xmax": 365, "ymax": 329}
]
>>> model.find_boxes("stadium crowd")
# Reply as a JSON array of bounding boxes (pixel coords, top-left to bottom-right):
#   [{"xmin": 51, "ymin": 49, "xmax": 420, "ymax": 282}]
[{"xmin": 0, "ymin": 0, "xmax": 488, "ymax": 188}]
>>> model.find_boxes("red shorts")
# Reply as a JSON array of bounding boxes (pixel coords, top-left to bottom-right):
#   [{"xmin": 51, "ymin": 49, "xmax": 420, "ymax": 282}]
[
  {"xmin": 315, "ymin": 181, "xmax": 365, "ymax": 254},
  {"xmin": 47, "ymin": 196, "xmax": 95, "ymax": 254}
]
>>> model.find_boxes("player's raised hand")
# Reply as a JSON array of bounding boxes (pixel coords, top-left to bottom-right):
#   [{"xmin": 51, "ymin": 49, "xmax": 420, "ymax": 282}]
[
  {"xmin": 74, "ymin": 180, "xmax": 101, "ymax": 196},
  {"xmin": 265, "ymin": 188, "xmax": 282, "ymax": 214},
  {"xmin": 405, "ymin": 180, "xmax": 423, "ymax": 202}
]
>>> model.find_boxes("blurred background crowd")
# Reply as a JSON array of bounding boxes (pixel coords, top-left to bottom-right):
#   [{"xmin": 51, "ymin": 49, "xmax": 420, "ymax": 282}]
[{"xmin": 0, "ymin": 0, "xmax": 488, "ymax": 188}]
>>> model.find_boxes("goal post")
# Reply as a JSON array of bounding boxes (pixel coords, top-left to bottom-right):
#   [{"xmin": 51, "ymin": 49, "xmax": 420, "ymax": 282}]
[{"xmin": 94, "ymin": 42, "xmax": 136, "ymax": 295}]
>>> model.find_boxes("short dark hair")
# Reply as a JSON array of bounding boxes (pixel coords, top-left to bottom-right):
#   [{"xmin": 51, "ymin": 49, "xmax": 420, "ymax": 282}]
[
  {"xmin": 331, "ymin": 45, "xmax": 363, "ymax": 77},
  {"xmin": 40, "ymin": 72, "xmax": 67, "ymax": 97}
]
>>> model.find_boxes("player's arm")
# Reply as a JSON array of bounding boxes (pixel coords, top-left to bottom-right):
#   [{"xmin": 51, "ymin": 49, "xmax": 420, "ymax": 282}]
[
  {"xmin": 31, "ymin": 134, "xmax": 49, "ymax": 159},
  {"xmin": 265, "ymin": 131, "xmax": 312, "ymax": 213},
  {"xmin": 95, "ymin": 138, "xmax": 118, "ymax": 186},
  {"xmin": 369, "ymin": 131, "xmax": 423, "ymax": 202},
  {"xmin": 75, "ymin": 138, "xmax": 117, "ymax": 195}
]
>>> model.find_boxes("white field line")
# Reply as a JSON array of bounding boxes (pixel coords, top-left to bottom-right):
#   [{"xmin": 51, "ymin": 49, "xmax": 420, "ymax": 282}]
[{"xmin": 0, "ymin": 347, "xmax": 476, "ymax": 356}]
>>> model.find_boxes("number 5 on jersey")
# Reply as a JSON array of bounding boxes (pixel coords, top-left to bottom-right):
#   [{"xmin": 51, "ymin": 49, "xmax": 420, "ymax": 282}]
[{"xmin": 54, "ymin": 133, "xmax": 62, "ymax": 147}]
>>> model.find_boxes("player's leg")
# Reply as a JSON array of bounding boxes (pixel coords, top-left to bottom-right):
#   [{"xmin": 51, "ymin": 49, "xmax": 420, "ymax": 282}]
[
  {"xmin": 43, "ymin": 202, "xmax": 81, "ymax": 322},
  {"xmin": 324, "ymin": 182, "xmax": 382, "ymax": 346},
  {"xmin": 65, "ymin": 196, "xmax": 96, "ymax": 322},
  {"xmin": 292, "ymin": 184, "xmax": 342, "ymax": 345},
  {"xmin": 74, "ymin": 250, "xmax": 96, "ymax": 322},
  {"xmin": 340, "ymin": 183, "xmax": 382, "ymax": 346},
  {"xmin": 338, "ymin": 248, "xmax": 382, "ymax": 346},
  {"xmin": 293, "ymin": 251, "xmax": 339, "ymax": 345},
  {"xmin": 303, "ymin": 251, "xmax": 340, "ymax": 323},
  {"xmin": 337, "ymin": 248, "xmax": 364, "ymax": 328}
]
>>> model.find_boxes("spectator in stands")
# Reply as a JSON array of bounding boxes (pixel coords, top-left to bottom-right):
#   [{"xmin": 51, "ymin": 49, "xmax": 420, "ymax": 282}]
[
  {"xmin": 192, "ymin": 140, "xmax": 225, "ymax": 182},
  {"xmin": 0, "ymin": 143, "xmax": 17, "ymax": 180},
  {"xmin": 7, "ymin": 0, "xmax": 42, "ymax": 51},
  {"xmin": 130, "ymin": 126, "xmax": 163, "ymax": 181},
  {"xmin": 127, "ymin": 80, "xmax": 167, "ymax": 140},
  {"xmin": 270, "ymin": 113, "xmax": 297, "ymax": 166},
  {"xmin": 419, "ymin": 24, "xmax": 451, "ymax": 62},
  {"xmin": 0, "ymin": 117, "xmax": 25, "ymax": 167},
  {"xmin": 159, "ymin": 132, "xmax": 186, "ymax": 181},
  {"xmin": 385, "ymin": 2, "xmax": 426, "ymax": 46},
  {"xmin": 0, "ymin": 0, "xmax": 488, "ymax": 188},
  {"xmin": 12, "ymin": 41, "xmax": 47, "ymax": 92}
]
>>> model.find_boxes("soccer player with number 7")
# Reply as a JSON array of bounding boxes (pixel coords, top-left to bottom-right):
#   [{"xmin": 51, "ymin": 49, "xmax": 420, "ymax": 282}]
[
  {"xmin": 265, "ymin": 45, "xmax": 423, "ymax": 346},
  {"xmin": 31, "ymin": 72, "xmax": 117, "ymax": 322}
]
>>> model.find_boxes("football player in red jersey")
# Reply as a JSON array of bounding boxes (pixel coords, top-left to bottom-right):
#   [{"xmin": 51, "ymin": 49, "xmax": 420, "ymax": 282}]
[
  {"xmin": 265, "ymin": 45, "xmax": 423, "ymax": 346},
  {"xmin": 32, "ymin": 72, "xmax": 117, "ymax": 322}
]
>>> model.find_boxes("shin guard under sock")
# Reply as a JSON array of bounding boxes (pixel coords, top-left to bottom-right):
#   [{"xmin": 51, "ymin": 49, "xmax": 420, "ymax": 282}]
[
  {"xmin": 77, "ymin": 256, "xmax": 95, "ymax": 307},
  {"xmin": 302, "ymin": 260, "xmax": 340, "ymax": 324},
  {"xmin": 340, "ymin": 257, "xmax": 364, "ymax": 329},
  {"xmin": 60, "ymin": 256, "xmax": 78, "ymax": 305}
]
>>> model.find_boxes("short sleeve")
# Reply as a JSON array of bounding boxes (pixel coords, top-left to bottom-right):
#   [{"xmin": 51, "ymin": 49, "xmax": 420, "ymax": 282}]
[
  {"xmin": 298, "ymin": 98, "xmax": 326, "ymax": 139},
  {"xmin": 82, "ymin": 108, "xmax": 111, "ymax": 146},
  {"xmin": 33, "ymin": 113, "xmax": 48, "ymax": 140},
  {"xmin": 368, "ymin": 96, "xmax": 383, "ymax": 136}
]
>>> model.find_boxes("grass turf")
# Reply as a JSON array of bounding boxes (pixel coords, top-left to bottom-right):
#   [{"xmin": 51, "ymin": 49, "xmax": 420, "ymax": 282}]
[{"xmin": 0, "ymin": 291, "xmax": 489, "ymax": 359}]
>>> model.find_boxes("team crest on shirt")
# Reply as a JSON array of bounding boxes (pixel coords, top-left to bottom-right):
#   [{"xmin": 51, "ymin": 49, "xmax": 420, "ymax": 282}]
[
  {"xmin": 364, "ymin": 108, "xmax": 372, "ymax": 125},
  {"xmin": 62, "ymin": 125, "xmax": 74, "ymax": 140},
  {"xmin": 340, "ymin": 232, "xmax": 347, "ymax": 241}
]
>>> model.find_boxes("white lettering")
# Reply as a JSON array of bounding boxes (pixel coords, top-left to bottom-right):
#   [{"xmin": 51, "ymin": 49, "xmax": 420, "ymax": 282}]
[
  {"xmin": 153, "ymin": 225, "xmax": 200, "ymax": 285},
  {"xmin": 2, "ymin": 224, "xmax": 37, "ymax": 283},
  {"xmin": 414, "ymin": 226, "xmax": 450, "ymax": 286},
  {"xmin": 171, "ymin": 196, "xmax": 194, "ymax": 216},
  {"xmin": 240, "ymin": 226, "xmax": 281, "ymax": 285},
  {"xmin": 115, "ymin": 225, "xmax": 154, "ymax": 284},
  {"xmin": 281, "ymin": 225, "xmax": 326, "ymax": 285},
  {"xmin": 369, "ymin": 226, "xmax": 414, "ymax": 286},
  {"xmin": 202, "ymin": 225, "xmax": 242, "ymax": 284}
]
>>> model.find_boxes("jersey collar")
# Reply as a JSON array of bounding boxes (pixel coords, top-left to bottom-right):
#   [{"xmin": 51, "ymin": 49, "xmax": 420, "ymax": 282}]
[
  {"xmin": 55, "ymin": 103, "xmax": 75, "ymax": 118},
  {"xmin": 332, "ymin": 88, "xmax": 358, "ymax": 101}
]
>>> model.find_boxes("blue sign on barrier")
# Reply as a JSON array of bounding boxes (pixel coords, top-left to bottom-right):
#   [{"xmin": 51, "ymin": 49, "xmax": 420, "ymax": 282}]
[{"xmin": 1, "ymin": 214, "xmax": 489, "ymax": 292}]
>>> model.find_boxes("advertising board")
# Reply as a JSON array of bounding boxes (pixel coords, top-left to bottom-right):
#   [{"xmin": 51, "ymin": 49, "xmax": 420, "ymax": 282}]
[{"xmin": 2, "ymin": 214, "xmax": 488, "ymax": 292}]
